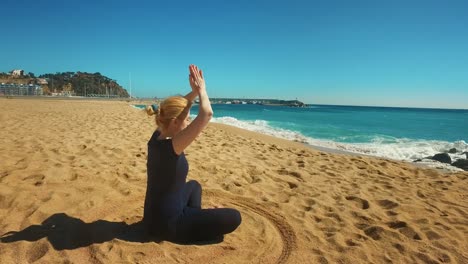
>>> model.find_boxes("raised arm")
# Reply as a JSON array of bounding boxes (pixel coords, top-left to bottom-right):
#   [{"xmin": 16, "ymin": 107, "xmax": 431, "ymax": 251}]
[
  {"xmin": 184, "ymin": 90, "xmax": 197, "ymax": 103},
  {"xmin": 172, "ymin": 65, "xmax": 213, "ymax": 155}
]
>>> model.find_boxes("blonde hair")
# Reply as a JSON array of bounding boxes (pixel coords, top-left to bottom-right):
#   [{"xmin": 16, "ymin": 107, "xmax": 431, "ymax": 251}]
[{"xmin": 146, "ymin": 96, "xmax": 192, "ymax": 130}]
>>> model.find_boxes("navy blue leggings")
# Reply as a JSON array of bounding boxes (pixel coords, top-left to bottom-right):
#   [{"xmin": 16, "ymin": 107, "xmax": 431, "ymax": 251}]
[{"xmin": 170, "ymin": 180, "xmax": 242, "ymax": 243}]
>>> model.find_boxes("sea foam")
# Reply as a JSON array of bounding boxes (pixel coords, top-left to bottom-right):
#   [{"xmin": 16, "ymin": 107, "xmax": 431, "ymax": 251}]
[{"xmin": 210, "ymin": 116, "xmax": 468, "ymax": 168}]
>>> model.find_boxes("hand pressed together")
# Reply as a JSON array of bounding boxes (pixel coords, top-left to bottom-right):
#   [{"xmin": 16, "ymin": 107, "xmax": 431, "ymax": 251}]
[{"xmin": 189, "ymin": 64, "xmax": 206, "ymax": 94}]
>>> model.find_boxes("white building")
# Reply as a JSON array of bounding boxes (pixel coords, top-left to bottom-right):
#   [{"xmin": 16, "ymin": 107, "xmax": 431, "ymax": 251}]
[
  {"xmin": 37, "ymin": 78, "xmax": 48, "ymax": 85},
  {"xmin": 11, "ymin": 69, "xmax": 24, "ymax": 76},
  {"xmin": 0, "ymin": 83, "xmax": 43, "ymax": 96}
]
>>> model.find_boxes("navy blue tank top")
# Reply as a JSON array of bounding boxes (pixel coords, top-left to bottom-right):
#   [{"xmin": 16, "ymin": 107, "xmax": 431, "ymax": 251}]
[{"xmin": 143, "ymin": 130, "xmax": 189, "ymax": 235}]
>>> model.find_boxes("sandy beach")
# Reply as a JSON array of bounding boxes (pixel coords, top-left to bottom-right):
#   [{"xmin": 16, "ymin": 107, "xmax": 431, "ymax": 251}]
[{"xmin": 0, "ymin": 98, "xmax": 467, "ymax": 264}]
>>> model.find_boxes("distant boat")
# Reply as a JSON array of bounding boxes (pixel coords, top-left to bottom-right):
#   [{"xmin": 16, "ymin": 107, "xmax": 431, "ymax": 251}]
[{"xmin": 226, "ymin": 101, "xmax": 232, "ymax": 104}]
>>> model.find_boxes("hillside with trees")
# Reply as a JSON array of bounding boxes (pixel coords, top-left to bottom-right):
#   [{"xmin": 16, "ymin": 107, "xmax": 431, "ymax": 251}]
[
  {"xmin": 0, "ymin": 72, "xmax": 36, "ymax": 84},
  {"xmin": 1, "ymin": 71, "xmax": 129, "ymax": 97},
  {"xmin": 40, "ymin": 72, "xmax": 129, "ymax": 97}
]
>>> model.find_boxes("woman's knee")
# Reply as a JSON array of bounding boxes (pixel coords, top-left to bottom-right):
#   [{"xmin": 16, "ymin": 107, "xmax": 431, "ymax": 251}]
[
  {"xmin": 187, "ymin": 180, "xmax": 202, "ymax": 192},
  {"xmin": 233, "ymin": 209, "xmax": 242, "ymax": 227},
  {"xmin": 225, "ymin": 208, "xmax": 242, "ymax": 231}
]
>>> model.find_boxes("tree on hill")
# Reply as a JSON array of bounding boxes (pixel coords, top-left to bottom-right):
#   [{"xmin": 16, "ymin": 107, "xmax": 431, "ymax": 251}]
[{"xmin": 38, "ymin": 72, "xmax": 129, "ymax": 97}]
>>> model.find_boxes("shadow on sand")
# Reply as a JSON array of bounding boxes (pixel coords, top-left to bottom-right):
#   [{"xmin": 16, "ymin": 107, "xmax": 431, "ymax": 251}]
[{"xmin": 0, "ymin": 213, "xmax": 222, "ymax": 250}]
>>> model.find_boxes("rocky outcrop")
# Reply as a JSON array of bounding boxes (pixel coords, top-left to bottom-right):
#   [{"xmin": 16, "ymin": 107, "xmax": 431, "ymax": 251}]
[
  {"xmin": 452, "ymin": 159, "xmax": 468, "ymax": 171},
  {"xmin": 431, "ymin": 153, "xmax": 451, "ymax": 164},
  {"xmin": 448, "ymin": 148, "xmax": 457, "ymax": 154},
  {"xmin": 415, "ymin": 151, "xmax": 468, "ymax": 171}
]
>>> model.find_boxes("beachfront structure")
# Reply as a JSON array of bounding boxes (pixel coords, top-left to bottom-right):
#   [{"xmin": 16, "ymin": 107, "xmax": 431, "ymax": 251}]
[
  {"xmin": 37, "ymin": 78, "xmax": 48, "ymax": 85},
  {"xmin": 0, "ymin": 83, "xmax": 43, "ymax": 96},
  {"xmin": 11, "ymin": 69, "xmax": 24, "ymax": 76},
  {"xmin": 51, "ymin": 90, "xmax": 75, "ymax": 97}
]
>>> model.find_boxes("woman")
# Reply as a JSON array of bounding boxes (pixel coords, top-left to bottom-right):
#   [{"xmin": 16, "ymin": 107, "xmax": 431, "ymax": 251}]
[{"xmin": 143, "ymin": 64, "xmax": 241, "ymax": 243}]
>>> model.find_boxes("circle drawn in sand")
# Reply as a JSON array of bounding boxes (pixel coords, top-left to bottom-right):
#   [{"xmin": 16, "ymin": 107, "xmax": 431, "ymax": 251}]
[
  {"xmin": 77, "ymin": 190, "xmax": 297, "ymax": 264},
  {"xmin": 205, "ymin": 189, "xmax": 297, "ymax": 264}
]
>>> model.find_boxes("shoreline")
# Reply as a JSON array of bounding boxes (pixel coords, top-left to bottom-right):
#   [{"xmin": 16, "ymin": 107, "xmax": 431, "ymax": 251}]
[
  {"xmin": 131, "ymin": 103, "xmax": 464, "ymax": 173},
  {"xmin": 209, "ymin": 123, "xmax": 458, "ymax": 174},
  {"xmin": 4, "ymin": 96, "xmax": 463, "ymax": 174}
]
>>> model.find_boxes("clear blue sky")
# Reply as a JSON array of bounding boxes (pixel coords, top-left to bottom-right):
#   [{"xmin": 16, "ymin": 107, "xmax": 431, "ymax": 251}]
[{"xmin": 1, "ymin": 0, "xmax": 467, "ymax": 108}]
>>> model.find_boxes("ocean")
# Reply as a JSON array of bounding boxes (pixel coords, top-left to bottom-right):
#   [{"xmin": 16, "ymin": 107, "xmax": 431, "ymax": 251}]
[{"xmin": 135, "ymin": 104, "xmax": 468, "ymax": 170}]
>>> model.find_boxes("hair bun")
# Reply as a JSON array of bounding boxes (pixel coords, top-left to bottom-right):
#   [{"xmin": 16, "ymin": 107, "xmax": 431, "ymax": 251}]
[
  {"xmin": 146, "ymin": 105, "xmax": 157, "ymax": 116},
  {"xmin": 155, "ymin": 105, "xmax": 161, "ymax": 115}
]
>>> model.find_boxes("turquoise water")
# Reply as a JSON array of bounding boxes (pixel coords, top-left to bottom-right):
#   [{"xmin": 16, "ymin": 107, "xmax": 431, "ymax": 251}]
[{"xmin": 134, "ymin": 104, "xmax": 468, "ymax": 163}]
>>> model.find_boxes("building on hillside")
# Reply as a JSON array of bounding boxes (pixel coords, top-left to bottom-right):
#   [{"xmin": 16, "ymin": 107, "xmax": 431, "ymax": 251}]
[
  {"xmin": 11, "ymin": 69, "xmax": 24, "ymax": 76},
  {"xmin": 37, "ymin": 78, "xmax": 48, "ymax": 85}
]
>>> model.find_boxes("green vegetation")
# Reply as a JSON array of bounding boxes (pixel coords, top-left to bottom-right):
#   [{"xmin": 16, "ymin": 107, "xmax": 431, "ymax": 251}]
[
  {"xmin": 0, "ymin": 74, "xmax": 32, "ymax": 84},
  {"xmin": 39, "ymin": 72, "xmax": 129, "ymax": 97},
  {"xmin": 1, "ymin": 71, "xmax": 129, "ymax": 97}
]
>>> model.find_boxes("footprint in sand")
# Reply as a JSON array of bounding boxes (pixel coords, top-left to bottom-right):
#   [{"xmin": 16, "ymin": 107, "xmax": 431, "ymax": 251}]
[
  {"xmin": 70, "ymin": 173, "xmax": 79, "ymax": 181},
  {"xmin": 221, "ymin": 182, "xmax": 245, "ymax": 195},
  {"xmin": 26, "ymin": 241, "xmax": 49, "ymax": 263},
  {"xmin": 269, "ymin": 144, "xmax": 284, "ymax": 151},
  {"xmin": 0, "ymin": 194, "xmax": 15, "ymax": 209},
  {"xmin": 300, "ymin": 198, "xmax": 316, "ymax": 212},
  {"xmin": 248, "ymin": 174, "xmax": 262, "ymax": 184},
  {"xmin": 0, "ymin": 171, "xmax": 9, "ymax": 181},
  {"xmin": 393, "ymin": 243, "xmax": 405, "ymax": 253},
  {"xmin": 129, "ymin": 251, "xmax": 146, "ymax": 262},
  {"xmin": 363, "ymin": 226, "xmax": 385, "ymax": 240},
  {"xmin": 377, "ymin": 199, "xmax": 399, "ymax": 209},
  {"xmin": 277, "ymin": 168, "xmax": 303, "ymax": 181},
  {"xmin": 287, "ymin": 182, "xmax": 298, "ymax": 189},
  {"xmin": 386, "ymin": 210, "xmax": 398, "ymax": 216},
  {"xmin": 386, "ymin": 221, "xmax": 422, "ymax": 240},
  {"xmin": 296, "ymin": 160, "xmax": 306, "ymax": 168},
  {"xmin": 345, "ymin": 233, "xmax": 368, "ymax": 247},
  {"xmin": 23, "ymin": 174, "xmax": 46, "ymax": 186},
  {"xmin": 15, "ymin": 158, "xmax": 30, "ymax": 170},
  {"xmin": 345, "ymin": 196, "xmax": 370, "ymax": 210},
  {"xmin": 425, "ymin": 230, "xmax": 442, "ymax": 240}
]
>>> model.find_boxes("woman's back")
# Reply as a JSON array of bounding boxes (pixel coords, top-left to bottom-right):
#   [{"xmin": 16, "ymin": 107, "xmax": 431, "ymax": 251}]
[{"xmin": 143, "ymin": 130, "xmax": 188, "ymax": 235}]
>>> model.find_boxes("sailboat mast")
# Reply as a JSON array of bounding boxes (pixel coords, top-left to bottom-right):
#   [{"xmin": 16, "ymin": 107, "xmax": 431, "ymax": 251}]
[{"xmin": 129, "ymin": 72, "xmax": 132, "ymax": 99}]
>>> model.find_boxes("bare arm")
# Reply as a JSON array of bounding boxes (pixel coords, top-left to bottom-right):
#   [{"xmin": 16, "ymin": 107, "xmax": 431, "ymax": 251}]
[
  {"xmin": 172, "ymin": 65, "xmax": 213, "ymax": 155},
  {"xmin": 184, "ymin": 90, "xmax": 197, "ymax": 103}
]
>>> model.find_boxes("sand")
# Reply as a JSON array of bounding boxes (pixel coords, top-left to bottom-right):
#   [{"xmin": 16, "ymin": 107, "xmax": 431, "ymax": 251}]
[{"xmin": 0, "ymin": 98, "xmax": 467, "ymax": 264}]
